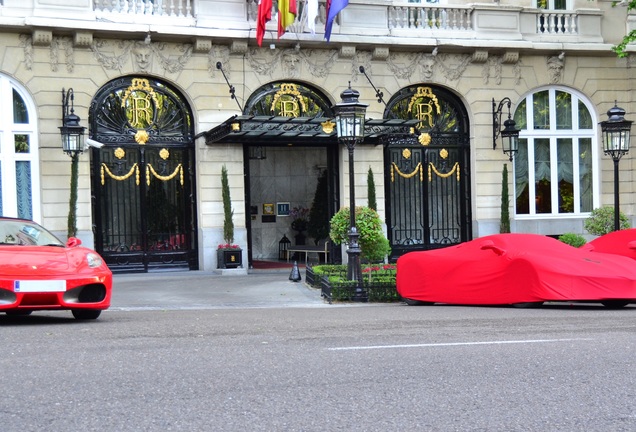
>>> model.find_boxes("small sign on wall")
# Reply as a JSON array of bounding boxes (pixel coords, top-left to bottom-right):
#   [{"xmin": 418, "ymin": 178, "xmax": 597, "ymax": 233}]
[
  {"xmin": 263, "ymin": 203, "xmax": 275, "ymax": 215},
  {"xmin": 277, "ymin": 202, "xmax": 290, "ymax": 216}
]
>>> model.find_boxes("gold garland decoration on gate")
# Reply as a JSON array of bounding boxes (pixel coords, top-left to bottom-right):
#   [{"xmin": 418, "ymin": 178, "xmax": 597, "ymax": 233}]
[
  {"xmin": 101, "ymin": 163, "xmax": 140, "ymax": 185},
  {"xmin": 390, "ymin": 162, "xmax": 423, "ymax": 182},
  {"xmin": 428, "ymin": 162, "xmax": 460, "ymax": 181},
  {"xmin": 146, "ymin": 163, "xmax": 184, "ymax": 186}
]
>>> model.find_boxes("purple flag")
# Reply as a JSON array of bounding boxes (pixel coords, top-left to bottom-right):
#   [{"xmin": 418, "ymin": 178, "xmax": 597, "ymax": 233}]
[{"xmin": 324, "ymin": 0, "xmax": 348, "ymax": 41}]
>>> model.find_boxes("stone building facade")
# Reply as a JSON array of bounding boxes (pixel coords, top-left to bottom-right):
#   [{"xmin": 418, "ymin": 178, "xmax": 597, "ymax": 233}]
[{"xmin": 0, "ymin": 0, "xmax": 634, "ymax": 272}]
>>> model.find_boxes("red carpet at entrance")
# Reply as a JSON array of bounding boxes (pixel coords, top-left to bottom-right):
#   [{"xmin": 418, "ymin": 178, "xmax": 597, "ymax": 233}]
[{"xmin": 252, "ymin": 260, "xmax": 304, "ymax": 270}]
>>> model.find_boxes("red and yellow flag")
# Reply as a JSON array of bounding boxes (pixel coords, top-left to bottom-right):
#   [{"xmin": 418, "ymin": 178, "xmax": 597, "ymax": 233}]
[{"xmin": 278, "ymin": 0, "xmax": 297, "ymax": 38}]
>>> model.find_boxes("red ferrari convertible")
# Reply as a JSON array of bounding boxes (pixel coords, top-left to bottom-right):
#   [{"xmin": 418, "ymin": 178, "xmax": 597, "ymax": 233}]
[
  {"xmin": 397, "ymin": 233, "xmax": 636, "ymax": 308},
  {"xmin": 0, "ymin": 217, "xmax": 112, "ymax": 319}
]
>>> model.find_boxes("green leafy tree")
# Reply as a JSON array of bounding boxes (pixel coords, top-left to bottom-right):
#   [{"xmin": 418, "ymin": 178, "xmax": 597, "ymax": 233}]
[
  {"xmin": 308, "ymin": 169, "xmax": 330, "ymax": 244},
  {"xmin": 584, "ymin": 206, "xmax": 630, "ymax": 235},
  {"xmin": 367, "ymin": 167, "xmax": 377, "ymax": 211},
  {"xmin": 330, "ymin": 206, "xmax": 391, "ymax": 262},
  {"xmin": 613, "ymin": 1, "xmax": 636, "ymax": 57},
  {"xmin": 500, "ymin": 163, "xmax": 510, "ymax": 234},
  {"xmin": 221, "ymin": 165, "xmax": 234, "ymax": 244}
]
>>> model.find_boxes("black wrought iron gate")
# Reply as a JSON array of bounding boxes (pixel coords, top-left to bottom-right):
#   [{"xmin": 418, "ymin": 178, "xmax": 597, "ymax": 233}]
[
  {"xmin": 92, "ymin": 145, "xmax": 197, "ymax": 272},
  {"xmin": 384, "ymin": 85, "xmax": 472, "ymax": 261},
  {"xmin": 89, "ymin": 76, "xmax": 198, "ymax": 273}
]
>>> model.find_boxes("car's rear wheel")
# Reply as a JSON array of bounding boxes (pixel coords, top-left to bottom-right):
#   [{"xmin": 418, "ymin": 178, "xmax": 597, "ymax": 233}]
[
  {"xmin": 71, "ymin": 309, "xmax": 102, "ymax": 320},
  {"xmin": 512, "ymin": 302, "xmax": 544, "ymax": 308},
  {"xmin": 403, "ymin": 298, "xmax": 435, "ymax": 306},
  {"xmin": 5, "ymin": 310, "xmax": 32, "ymax": 316},
  {"xmin": 601, "ymin": 300, "xmax": 629, "ymax": 309}
]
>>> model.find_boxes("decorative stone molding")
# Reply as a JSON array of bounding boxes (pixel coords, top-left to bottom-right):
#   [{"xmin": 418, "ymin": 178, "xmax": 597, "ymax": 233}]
[
  {"xmin": 472, "ymin": 50, "xmax": 488, "ymax": 63},
  {"xmin": 547, "ymin": 55, "xmax": 564, "ymax": 84},
  {"xmin": 339, "ymin": 45, "xmax": 356, "ymax": 59},
  {"xmin": 73, "ymin": 32, "xmax": 93, "ymax": 48},
  {"xmin": 372, "ymin": 47, "xmax": 389, "ymax": 61},
  {"xmin": 230, "ymin": 40, "xmax": 248, "ymax": 55},
  {"xmin": 32, "ymin": 30, "xmax": 52, "ymax": 46},
  {"xmin": 194, "ymin": 38, "xmax": 212, "ymax": 53},
  {"xmin": 502, "ymin": 51, "xmax": 519, "ymax": 64}
]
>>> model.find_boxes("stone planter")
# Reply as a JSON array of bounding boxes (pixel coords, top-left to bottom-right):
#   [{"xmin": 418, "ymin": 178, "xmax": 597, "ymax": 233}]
[{"xmin": 217, "ymin": 249, "xmax": 242, "ymax": 269}]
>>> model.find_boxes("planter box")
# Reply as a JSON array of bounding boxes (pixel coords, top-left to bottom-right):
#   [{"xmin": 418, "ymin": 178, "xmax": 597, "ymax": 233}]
[{"xmin": 217, "ymin": 249, "xmax": 242, "ymax": 269}]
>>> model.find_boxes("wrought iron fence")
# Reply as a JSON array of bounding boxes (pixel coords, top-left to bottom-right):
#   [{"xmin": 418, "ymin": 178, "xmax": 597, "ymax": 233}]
[{"xmin": 308, "ymin": 264, "xmax": 400, "ymax": 304}]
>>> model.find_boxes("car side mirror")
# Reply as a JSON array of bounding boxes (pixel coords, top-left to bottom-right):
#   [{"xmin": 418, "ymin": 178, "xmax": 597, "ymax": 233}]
[
  {"xmin": 66, "ymin": 237, "xmax": 82, "ymax": 248},
  {"xmin": 480, "ymin": 240, "xmax": 505, "ymax": 256},
  {"xmin": 628, "ymin": 240, "xmax": 636, "ymax": 250}
]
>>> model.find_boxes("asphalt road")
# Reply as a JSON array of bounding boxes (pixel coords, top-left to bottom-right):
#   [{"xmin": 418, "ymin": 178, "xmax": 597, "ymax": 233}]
[{"xmin": 2, "ymin": 272, "xmax": 636, "ymax": 431}]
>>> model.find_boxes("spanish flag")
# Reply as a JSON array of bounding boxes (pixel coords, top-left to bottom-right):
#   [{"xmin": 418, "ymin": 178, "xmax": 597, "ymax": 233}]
[
  {"xmin": 256, "ymin": 0, "xmax": 273, "ymax": 46},
  {"xmin": 278, "ymin": 0, "xmax": 297, "ymax": 38}
]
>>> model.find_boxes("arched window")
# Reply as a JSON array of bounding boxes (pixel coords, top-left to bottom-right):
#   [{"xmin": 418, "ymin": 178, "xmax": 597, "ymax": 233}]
[
  {"xmin": 513, "ymin": 87, "xmax": 597, "ymax": 216},
  {"xmin": 0, "ymin": 76, "xmax": 40, "ymax": 220}
]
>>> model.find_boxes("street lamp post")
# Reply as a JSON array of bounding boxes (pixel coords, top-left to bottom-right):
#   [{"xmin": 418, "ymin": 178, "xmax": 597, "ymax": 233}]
[
  {"xmin": 600, "ymin": 103, "xmax": 632, "ymax": 232},
  {"xmin": 59, "ymin": 88, "xmax": 86, "ymax": 238},
  {"xmin": 333, "ymin": 84, "xmax": 368, "ymax": 302}
]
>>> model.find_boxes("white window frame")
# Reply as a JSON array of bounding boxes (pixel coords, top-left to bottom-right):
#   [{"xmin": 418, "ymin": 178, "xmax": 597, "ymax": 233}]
[
  {"xmin": 0, "ymin": 75, "xmax": 41, "ymax": 221},
  {"xmin": 513, "ymin": 86, "xmax": 599, "ymax": 219}
]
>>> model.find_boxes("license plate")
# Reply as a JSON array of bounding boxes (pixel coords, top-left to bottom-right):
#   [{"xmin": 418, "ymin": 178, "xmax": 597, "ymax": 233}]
[{"xmin": 14, "ymin": 280, "xmax": 66, "ymax": 293}]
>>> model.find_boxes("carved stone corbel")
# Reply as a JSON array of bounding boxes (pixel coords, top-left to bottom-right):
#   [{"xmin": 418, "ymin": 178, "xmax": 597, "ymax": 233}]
[{"xmin": 32, "ymin": 30, "xmax": 52, "ymax": 46}]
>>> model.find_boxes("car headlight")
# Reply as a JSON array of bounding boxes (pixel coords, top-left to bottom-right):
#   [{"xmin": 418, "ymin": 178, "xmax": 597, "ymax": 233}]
[{"xmin": 86, "ymin": 253, "xmax": 104, "ymax": 268}]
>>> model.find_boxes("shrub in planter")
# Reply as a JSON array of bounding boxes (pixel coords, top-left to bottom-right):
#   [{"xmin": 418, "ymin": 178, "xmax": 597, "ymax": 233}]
[
  {"xmin": 558, "ymin": 233, "xmax": 586, "ymax": 248},
  {"xmin": 329, "ymin": 206, "xmax": 391, "ymax": 263},
  {"xmin": 584, "ymin": 206, "xmax": 630, "ymax": 236}
]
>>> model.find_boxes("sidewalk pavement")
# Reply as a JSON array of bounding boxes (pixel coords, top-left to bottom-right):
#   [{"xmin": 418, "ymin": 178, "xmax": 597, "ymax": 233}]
[{"xmin": 110, "ymin": 267, "xmax": 330, "ymax": 311}]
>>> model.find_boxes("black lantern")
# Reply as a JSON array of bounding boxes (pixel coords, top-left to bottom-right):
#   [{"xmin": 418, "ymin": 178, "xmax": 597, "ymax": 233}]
[
  {"xmin": 600, "ymin": 102, "xmax": 633, "ymax": 231},
  {"xmin": 332, "ymin": 84, "xmax": 368, "ymax": 302},
  {"xmin": 492, "ymin": 97, "xmax": 520, "ymax": 161},
  {"xmin": 59, "ymin": 88, "xmax": 85, "ymax": 156}
]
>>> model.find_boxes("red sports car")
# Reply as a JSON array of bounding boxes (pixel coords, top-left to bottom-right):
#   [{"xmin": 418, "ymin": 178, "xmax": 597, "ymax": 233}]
[
  {"xmin": 0, "ymin": 217, "xmax": 112, "ymax": 319},
  {"xmin": 582, "ymin": 228, "xmax": 636, "ymax": 261},
  {"xmin": 397, "ymin": 233, "xmax": 636, "ymax": 308}
]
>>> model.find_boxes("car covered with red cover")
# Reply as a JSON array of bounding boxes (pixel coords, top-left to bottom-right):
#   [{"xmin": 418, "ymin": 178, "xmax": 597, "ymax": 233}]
[
  {"xmin": 0, "ymin": 217, "xmax": 112, "ymax": 319},
  {"xmin": 582, "ymin": 228, "xmax": 636, "ymax": 261},
  {"xmin": 397, "ymin": 233, "xmax": 636, "ymax": 308}
]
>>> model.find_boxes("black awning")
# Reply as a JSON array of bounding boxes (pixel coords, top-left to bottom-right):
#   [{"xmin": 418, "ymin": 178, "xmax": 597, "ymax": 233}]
[{"xmin": 198, "ymin": 115, "xmax": 420, "ymax": 145}]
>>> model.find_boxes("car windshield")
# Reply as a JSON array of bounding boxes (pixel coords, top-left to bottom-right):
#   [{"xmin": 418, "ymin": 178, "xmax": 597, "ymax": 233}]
[{"xmin": 0, "ymin": 219, "xmax": 64, "ymax": 246}]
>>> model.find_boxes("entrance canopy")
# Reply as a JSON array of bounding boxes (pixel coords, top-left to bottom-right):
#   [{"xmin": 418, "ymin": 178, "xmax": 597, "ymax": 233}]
[{"xmin": 200, "ymin": 115, "xmax": 420, "ymax": 145}]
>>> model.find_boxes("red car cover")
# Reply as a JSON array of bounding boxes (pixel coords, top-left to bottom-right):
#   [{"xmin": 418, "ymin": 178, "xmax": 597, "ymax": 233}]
[
  {"xmin": 582, "ymin": 228, "xmax": 636, "ymax": 261},
  {"xmin": 397, "ymin": 233, "xmax": 636, "ymax": 305}
]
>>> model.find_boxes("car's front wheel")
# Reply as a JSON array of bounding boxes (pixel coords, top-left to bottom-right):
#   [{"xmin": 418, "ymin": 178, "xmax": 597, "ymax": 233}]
[
  {"xmin": 71, "ymin": 309, "xmax": 102, "ymax": 320},
  {"xmin": 5, "ymin": 310, "xmax": 32, "ymax": 316},
  {"xmin": 403, "ymin": 298, "xmax": 435, "ymax": 306},
  {"xmin": 601, "ymin": 300, "xmax": 629, "ymax": 309},
  {"xmin": 512, "ymin": 302, "xmax": 544, "ymax": 308}
]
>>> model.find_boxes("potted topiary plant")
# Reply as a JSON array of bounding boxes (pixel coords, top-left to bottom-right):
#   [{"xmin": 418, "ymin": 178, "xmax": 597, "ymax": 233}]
[{"xmin": 217, "ymin": 165, "xmax": 242, "ymax": 269}]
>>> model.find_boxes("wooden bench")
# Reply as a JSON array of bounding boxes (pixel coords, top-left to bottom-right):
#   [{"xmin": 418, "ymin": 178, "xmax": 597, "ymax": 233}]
[{"xmin": 286, "ymin": 241, "xmax": 329, "ymax": 265}]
